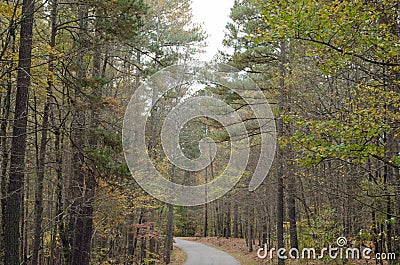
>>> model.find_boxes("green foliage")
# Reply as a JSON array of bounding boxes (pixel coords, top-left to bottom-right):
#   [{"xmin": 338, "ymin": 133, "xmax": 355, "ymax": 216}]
[
  {"xmin": 299, "ymin": 208, "xmax": 343, "ymax": 247},
  {"xmin": 94, "ymin": 127, "xmax": 123, "ymax": 152},
  {"xmin": 255, "ymin": 0, "xmax": 399, "ymax": 66},
  {"xmin": 90, "ymin": 0, "xmax": 147, "ymax": 41},
  {"xmin": 86, "ymin": 128, "xmax": 131, "ymax": 181},
  {"xmin": 281, "ymin": 84, "xmax": 400, "ymax": 166},
  {"xmin": 137, "ymin": 0, "xmax": 206, "ymax": 75},
  {"xmin": 251, "ymin": 0, "xmax": 400, "ymax": 169},
  {"xmin": 298, "ymin": 208, "xmax": 344, "ymax": 263},
  {"xmin": 174, "ymin": 206, "xmax": 196, "ymax": 237}
]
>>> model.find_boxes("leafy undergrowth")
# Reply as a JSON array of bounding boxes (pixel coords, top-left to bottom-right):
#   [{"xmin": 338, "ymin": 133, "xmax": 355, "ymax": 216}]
[{"xmin": 184, "ymin": 237, "xmax": 388, "ymax": 265}]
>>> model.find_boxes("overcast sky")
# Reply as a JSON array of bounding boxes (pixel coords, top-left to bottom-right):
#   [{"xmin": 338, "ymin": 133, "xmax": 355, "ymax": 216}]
[{"xmin": 191, "ymin": 0, "xmax": 235, "ymax": 62}]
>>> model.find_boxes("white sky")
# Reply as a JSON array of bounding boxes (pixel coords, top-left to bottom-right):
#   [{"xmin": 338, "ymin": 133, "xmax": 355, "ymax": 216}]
[{"xmin": 191, "ymin": 0, "xmax": 235, "ymax": 62}]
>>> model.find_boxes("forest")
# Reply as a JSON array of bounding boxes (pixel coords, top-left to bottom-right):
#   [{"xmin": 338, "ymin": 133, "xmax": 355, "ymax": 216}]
[{"xmin": 0, "ymin": 0, "xmax": 399, "ymax": 264}]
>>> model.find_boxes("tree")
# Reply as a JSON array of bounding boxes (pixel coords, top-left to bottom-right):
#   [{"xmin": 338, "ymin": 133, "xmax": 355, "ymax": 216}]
[
  {"xmin": 3, "ymin": 0, "xmax": 35, "ymax": 263},
  {"xmin": 31, "ymin": 0, "xmax": 58, "ymax": 263}
]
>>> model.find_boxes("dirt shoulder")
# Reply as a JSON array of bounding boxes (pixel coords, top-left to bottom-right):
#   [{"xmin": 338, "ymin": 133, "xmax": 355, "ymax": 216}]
[{"xmin": 167, "ymin": 244, "xmax": 187, "ymax": 265}]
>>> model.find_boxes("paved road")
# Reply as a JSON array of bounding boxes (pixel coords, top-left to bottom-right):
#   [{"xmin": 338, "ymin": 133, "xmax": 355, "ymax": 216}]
[{"xmin": 174, "ymin": 238, "xmax": 241, "ymax": 265}]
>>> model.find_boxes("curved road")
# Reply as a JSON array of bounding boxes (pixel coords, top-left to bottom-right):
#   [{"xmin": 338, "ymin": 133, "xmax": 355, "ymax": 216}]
[{"xmin": 174, "ymin": 238, "xmax": 241, "ymax": 265}]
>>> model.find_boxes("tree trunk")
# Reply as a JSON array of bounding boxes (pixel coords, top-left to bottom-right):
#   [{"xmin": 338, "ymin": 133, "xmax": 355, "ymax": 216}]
[
  {"xmin": 0, "ymin": 60, "xmax": 13, "ymax": 263},
  {"xmin": 3, "ymin": 0, "xmax": 34, "ymax": 263},
  {"xmin": 246, "ymin": 202, "xmax": 253, "ymax": 252},
  {"xmin": 31, "ymin": 94, "xmax": 51, "ymax": 265},
  {"xmin": 288, "ymin": 175, "xmax": 298, "ymax": 250},
  {"xmin": 203, "ymin": 166, "xmax": 208, "ymax": 237},
  {"xmin": 224, "ymin": 200, "xmax": 231, "ymax": 238},
  {"xmin": 165, "ymin": 166, "xmax": 175, "ymax": 264},
  {"xmin": 233, "ymin": 200, "xmax": 238, "ymax": 238},
  {"xmin": 22, "ymin": 179, "xmax": 29, "ymax": 264},
  {"xmin": 53, "ymin": 124, "xmax": 69, "ymax": 264},
  {"xmin": 276, "ymin": 41, "xmax": 287, "ymax": 265},
  {"xmin": 127, "ymin": 214, "xmax": 135, "ymax": 262},
  {"xmin": 31, "ymin": 0, "xmax": 57, "ymax": 263},
  {"xmin": 70, "ymin": 5, "xmax": 92, "ymax": 264},
  {"xmin": 164, "ymin": 203, "xmax": 174, "ymax": 264}
]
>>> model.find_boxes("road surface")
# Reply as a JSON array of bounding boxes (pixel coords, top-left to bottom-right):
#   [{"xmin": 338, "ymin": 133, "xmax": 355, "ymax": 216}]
[{"xmin": 174, "ymin": 238, "xmax": 241, "ymax": 265}]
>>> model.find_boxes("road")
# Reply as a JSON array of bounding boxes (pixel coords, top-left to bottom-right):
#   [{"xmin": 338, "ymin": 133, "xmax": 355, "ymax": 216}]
[{"xmin": 174, "ymin": 238, "xmax": 241, "ymax": 265}]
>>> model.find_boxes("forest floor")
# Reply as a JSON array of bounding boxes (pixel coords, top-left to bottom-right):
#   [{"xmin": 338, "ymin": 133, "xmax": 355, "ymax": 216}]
[
  {"xmin": 169, "ymin": 244, "xmax": 187, "ymax": 265},
  {"xmin": 183, "ymin": 237, "xmax": 385, "ymax": 265}
]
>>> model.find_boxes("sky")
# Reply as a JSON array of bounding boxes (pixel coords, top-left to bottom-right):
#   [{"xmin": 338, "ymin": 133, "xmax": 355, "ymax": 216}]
[{"xmin": 191, "ymin": 0, "xmax": 235, "ymax": 62}]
